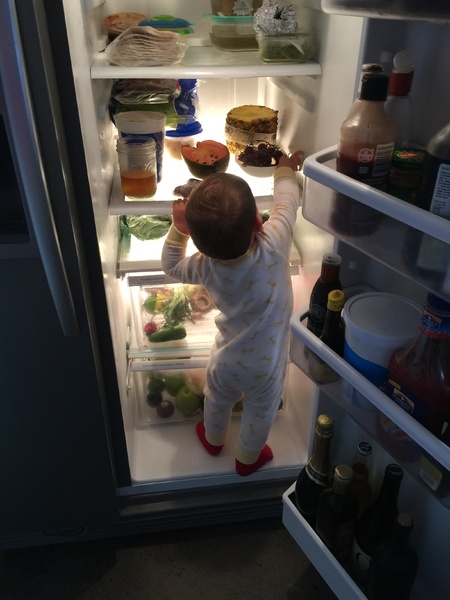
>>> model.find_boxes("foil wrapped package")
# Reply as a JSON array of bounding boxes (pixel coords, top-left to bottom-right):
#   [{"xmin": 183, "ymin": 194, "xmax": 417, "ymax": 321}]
[{"xmin": 253, "ymin": 0, "xmax": 298, "ymax": 35}]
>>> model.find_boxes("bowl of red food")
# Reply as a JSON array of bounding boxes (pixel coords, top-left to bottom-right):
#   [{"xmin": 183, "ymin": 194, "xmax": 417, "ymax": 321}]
[{"xmin": 236, "ymin": 142, "xmax": 286, "ymax": 177}]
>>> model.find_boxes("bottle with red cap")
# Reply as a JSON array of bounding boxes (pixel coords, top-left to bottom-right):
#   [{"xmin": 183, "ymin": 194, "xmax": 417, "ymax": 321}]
[{"xmin": 385, "ymin": 50, "xmax": 415, "ymax": 147}]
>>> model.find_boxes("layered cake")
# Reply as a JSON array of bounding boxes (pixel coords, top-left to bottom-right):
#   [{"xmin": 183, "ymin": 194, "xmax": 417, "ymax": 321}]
[{"xmin": 225, "ymin": 105, "xmax": 278, "ymax": 153}]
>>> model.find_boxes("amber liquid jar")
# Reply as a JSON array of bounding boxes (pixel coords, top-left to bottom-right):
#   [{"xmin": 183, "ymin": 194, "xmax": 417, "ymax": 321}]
[{"xmin": 117, "ymin": 136, "xmax": 157, "ymax": 199}]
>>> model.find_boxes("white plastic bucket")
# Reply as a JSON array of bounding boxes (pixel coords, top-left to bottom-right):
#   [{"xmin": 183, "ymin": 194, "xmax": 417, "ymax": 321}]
[{"xmin": 341, "ymin": 292, "xmax": 421, "ymax": 408}]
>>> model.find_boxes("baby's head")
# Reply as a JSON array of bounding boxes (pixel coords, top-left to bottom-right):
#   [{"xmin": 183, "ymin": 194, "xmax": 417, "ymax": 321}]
[{"xmin": 185, "ymin": 173, "xmax": 259, "ymax": 260}]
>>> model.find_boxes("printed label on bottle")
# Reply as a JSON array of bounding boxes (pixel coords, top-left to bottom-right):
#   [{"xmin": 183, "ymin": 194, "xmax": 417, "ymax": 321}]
[
  {"xmin": 416, "ymin": 234, "xmax": 448, "ymax": 273},
  {"xmin": 305, "ymin": 463, "xmax": 329, "ymax": 487},
  {"xmin": 350, "ymin": 537, "xmax": 371, "ymax": 584},
  {"xmin": 385, "ymin": 379, "xmax": 429, "ymax": 424},
  {"xmin": 337, "ymin": 142, "xmax": 394, "ymax": 189},
  {"xmin": 430, "ymin": 162, "xmax": 450, "ymax": 218}
]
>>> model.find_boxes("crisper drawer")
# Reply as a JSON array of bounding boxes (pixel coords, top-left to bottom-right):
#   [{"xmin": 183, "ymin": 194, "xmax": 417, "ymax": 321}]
[
  {"xmin": 129, "ymin": 358, "xmax": 208, "ymax": 426},
  {"xmin": 128, "ymin": 273, "xmax": 219, "ymax": 358},
  {"xmin": 302, "ymin": 146, "xmax": 450, "ymax": 303},
  {"xmin": 129, "ymin": 358, "xmax": 286, "ymax": 428},
  {"xmin": 289, "ymin": 306, "xmax": 450, "ymax": 508}
]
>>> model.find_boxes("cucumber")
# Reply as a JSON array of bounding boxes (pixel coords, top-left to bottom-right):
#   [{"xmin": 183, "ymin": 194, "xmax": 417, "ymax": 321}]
[{"xmin": 148, "ymin": 326, "xmax": 187, "ymax": 343}]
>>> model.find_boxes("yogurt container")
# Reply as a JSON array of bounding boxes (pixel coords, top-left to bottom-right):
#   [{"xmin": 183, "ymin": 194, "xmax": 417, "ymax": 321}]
[{"xmin": 342, "ymin": 292, "xmax": 421, "ymax": 409}]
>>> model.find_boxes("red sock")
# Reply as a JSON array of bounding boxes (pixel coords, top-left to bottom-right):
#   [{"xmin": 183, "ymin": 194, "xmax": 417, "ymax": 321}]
[
  {"xmin": 235, "ymin": 444, "xmax": 273, "ymax": 476},
  {"xmin": 196, "ymin": 422, "xmax": 223, "ymax": 456}
]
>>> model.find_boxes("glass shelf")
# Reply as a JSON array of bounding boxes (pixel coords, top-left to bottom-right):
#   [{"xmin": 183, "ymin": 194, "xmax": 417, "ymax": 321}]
[
  {"xmin": 289, "ymin": 305, "xmax": 450, "ymax": 508},
  {"xmin": 302, "ymin": 146, "xmax": 450, "ymax": 303},
  {"xmin": 91, "ymin": 46, "xmax": 322, "ymax": 80}
]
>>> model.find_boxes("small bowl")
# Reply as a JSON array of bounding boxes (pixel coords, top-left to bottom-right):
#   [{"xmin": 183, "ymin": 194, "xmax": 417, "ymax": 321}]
[{"xmin": 235, "ymin": 153, "xmax": 276, "ymax": 178}]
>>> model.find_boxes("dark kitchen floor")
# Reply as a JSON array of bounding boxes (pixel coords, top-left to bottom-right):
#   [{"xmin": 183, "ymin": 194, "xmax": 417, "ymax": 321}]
[{"xmin": 0, "ymin": 517, "xmax": 338, "ymax": 600}]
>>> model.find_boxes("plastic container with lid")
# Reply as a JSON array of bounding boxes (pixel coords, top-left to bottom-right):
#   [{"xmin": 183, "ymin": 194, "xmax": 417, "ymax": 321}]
[
  {"xmin": 256, "ymin": 31, "xmax": 314, "ymax": 63},
  {"xmin": 210, "ymin": 0, "xmax": 263, "ymax": 16},
  {"xmin": 203, "ymin": 14, "xmax": 257, "ymax": 51},
  {"xmin": 341, "ymin": 292, "xmax": 422, "ymax": 409},
  {"xmin": 164, "ymin": 121, "xmax": 203, "ymax": 160}
]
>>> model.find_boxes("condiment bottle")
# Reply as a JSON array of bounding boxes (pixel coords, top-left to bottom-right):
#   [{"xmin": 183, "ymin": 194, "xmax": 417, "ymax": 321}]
[
  {"xmin": 306, "ymin": 253, "xmax": 342, "ymax": 337},
  {"xmin": 350, "ymin": 463, "xmax": 403, "ymax": 586},
  {"xmin": 334, "ymin": 73, "xmax": 396, "ymax": 235},
  {"xmin": 308, "ymin": 289, "xmax": 345, "ymax": 384},
  {"xmin": 337, "ymin": 73, "xmax": 396, "ymax": 191},
  {"xmin": 407, "ymin": 121, "xmax": 450, "ymax": 279},
  {"xmin": 350, "ymin": 441, "xmax": 373, "ymax": 515},
  {"xmin": 385, "ymin": 293, "xmax": 450, "ymax": 437},
  {"xmin": 316, "ymin": 464, "xmax": 359, "ymax": 563},
  {"xmin": 295, "ymin": 414, "xmax": 334, "ymax": 528},
  {"xmin": 387, "ymin": 148, "xmax": 425, "ymax": 204},
  {"xmin": 384, "ymin": 50, "xmax": 415, "ymax": 147},
  {"xmin": 367, "ymin": 513, "xmax": 419, "ymax": 600}
]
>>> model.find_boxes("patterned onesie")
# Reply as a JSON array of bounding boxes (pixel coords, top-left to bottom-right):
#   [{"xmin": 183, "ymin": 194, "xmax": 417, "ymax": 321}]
[{"xmin": 161, "ymin": 166, "xmax": 300, "ymax": 463}]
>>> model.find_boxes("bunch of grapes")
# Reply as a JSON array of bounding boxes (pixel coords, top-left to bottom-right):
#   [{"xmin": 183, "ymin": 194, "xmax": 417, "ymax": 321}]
[{"xmin": 238, "ymin": 142, "xmax": 285, "ymax": 167}]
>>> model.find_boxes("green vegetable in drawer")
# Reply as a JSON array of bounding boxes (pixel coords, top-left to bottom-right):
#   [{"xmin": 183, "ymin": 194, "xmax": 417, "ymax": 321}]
[{"xmin": 147, "ymin": 326, "xmax": 187, "ymax": 343}]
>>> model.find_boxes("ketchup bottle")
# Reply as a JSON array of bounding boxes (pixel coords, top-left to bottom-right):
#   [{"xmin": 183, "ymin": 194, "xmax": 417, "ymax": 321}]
[{"xmin": 385, "ymin": 293, "xmax": 450, "ymax": 437}]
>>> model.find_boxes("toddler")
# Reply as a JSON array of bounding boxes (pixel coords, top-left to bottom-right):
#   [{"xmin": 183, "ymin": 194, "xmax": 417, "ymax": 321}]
[{"xmin": 161, "ymin": 150, "xmax": 302, "ymax": 475}]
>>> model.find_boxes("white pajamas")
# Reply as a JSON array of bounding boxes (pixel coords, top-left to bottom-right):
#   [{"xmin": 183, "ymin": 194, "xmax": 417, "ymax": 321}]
[{"xmin": 161, "ymin": 166, "xmax": 300, "ymax": 462}]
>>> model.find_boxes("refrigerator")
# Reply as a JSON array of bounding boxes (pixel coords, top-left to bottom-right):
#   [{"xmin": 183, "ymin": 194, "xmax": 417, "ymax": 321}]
[{"xmin": 1, "ymin": 0, "xmax": 450, "ymax": 597}]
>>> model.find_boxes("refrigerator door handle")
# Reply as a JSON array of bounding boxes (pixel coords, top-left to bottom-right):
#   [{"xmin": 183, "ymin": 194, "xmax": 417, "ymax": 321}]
[
  {"xmin": 2, "ymin": 0, "xmax": 79, "ymax": 337},
  {"xmin": 25, "ymin": 188, "xmax": 80, "ymax": 338}
]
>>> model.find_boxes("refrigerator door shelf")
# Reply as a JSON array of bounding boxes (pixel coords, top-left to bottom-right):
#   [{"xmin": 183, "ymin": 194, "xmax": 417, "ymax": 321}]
[
  {"xmin": 302, "ymin": 147, "xmax": 450, "ymax": 303},
  {"xmin": 91, "ymin": 47, "xmax": 322, "ymax": 80},
  {"xmin": 282, "ymin": 483, "xmax": 426, "ymax": 600},
  {"xmin": 290, "ymin": 306, "xmax": 450, "ymax": 508}
]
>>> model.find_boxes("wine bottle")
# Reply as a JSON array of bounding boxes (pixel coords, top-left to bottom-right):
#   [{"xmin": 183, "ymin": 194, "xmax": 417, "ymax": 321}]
[
  {"xmin": 350, "ymin": 441, "xmax": 373, "ymax": 515},
  {"xmin": 295, "ymin": 414, "xmax": 334, "ymax": 528},
  {"xmin": 316, "ymin": 464, "xmax": 359, "ymax": 563},
  {"xmin": 306, "ymin": 254, "xmax": 342, "ymax": 338},
  {"xmin": 385, "ymin": 293, "xmax": 450, "ymax": 437},
  {"xmin": 350, "ymin": 463, "xmax": 404, "ymax": 586},
  {"xmin": 367, "ymin": 513, "xmax": 419, "ymax": 600},
  {"xmin": 308, "ymin": 289, "xmax": 345, "ymax": 383}
]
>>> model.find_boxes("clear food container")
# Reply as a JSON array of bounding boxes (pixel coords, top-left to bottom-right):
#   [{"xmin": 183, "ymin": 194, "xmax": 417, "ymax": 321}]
[
  {"xmin": 203, "ymin": 14, "xmax": 258, "ymax": 51},
  {"xmin": 256, "ymin": 31, "xmax": 315, "ymax": 63},
  {"xmin": 128, "ymin": 274, "xmax": 219, "ymax": 354}
]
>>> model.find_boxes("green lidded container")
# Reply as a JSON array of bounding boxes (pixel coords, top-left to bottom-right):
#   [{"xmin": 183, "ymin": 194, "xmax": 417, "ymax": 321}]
[{"xmin": 387, "ymin": 147, "xmax": 426, "ymax": 204}]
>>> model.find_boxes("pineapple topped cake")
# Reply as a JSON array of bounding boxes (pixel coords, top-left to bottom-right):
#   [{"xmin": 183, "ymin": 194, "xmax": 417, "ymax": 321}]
[{"xmin": 225, "ymin": 105, "xmax": 278, "ymax": 153}]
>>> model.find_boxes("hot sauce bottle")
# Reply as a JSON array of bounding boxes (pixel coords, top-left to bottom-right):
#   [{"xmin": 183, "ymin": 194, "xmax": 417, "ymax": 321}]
[{"xmin": 385, "ymin": 293, "xmax": 450, "ymax": 437}]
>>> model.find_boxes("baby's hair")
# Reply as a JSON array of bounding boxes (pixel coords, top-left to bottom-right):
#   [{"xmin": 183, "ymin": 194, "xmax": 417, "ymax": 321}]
[{"xmin": 185, "ymin": 173, "xmax": 257, "ymax": 260}]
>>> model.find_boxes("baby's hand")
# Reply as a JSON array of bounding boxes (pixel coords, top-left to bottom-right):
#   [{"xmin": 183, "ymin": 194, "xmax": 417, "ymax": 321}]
[
  {"xmin": 172, "ymin": 198, "xmax": 190, "ymax": 235},
  {"xmin": 277, "ymin": 150, "xmax": 304, "ymax": 172}
]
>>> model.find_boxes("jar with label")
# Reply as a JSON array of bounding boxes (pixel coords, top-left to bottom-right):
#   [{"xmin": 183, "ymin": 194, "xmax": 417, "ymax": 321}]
[
  {"xmin": 387, "ymin": 148, "xmax": 425, "ymax": 204},
  {"xmin": 116, "ymin": 136, "xmax": 157, "ymax": 200}
]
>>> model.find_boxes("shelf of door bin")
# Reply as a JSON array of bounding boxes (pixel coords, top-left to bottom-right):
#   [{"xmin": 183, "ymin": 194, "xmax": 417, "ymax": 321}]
[
  {"xmin": 289, "ymin": 305, "xmax": 450, "ymax": 508},
  {"xmin": 282, "ymin": 483, "xmax": 425, "ymax": 600},
  {"xmin": 301, "ymin": 146, "xmax": 450, "ymax": 304}
]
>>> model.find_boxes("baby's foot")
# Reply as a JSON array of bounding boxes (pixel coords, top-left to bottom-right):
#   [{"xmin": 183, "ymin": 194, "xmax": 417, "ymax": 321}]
[
  {"xmin": 235, "ymin": 445, "xmax": 273, "ymax": 476},
  {"xmin": 196, "ymin": 422, "xmax": 223, "ymax": 456}
]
